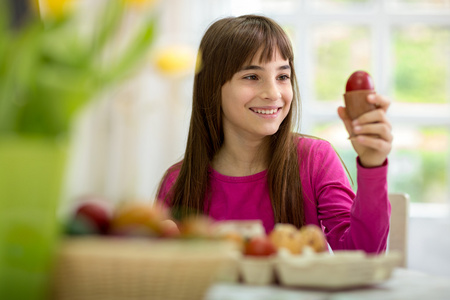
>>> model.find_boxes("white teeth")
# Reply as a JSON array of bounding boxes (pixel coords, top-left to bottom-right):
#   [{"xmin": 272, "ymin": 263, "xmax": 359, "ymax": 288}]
[{"xmin": 254, "ymin": 109, "xmax": 277, "ymax": 115}]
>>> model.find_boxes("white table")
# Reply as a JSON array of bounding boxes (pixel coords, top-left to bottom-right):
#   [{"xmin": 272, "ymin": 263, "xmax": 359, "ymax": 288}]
[{"xmin": 205, "ymin": 268, "xmax": 450, "ymax": 300}]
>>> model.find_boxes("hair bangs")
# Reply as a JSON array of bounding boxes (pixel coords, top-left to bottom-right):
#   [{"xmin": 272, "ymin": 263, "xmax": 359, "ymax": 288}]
[
  {"xmin": 255, "ymin": 27, "xmax": 293, "ymax": 65},
  {"xmin": 220, "ymin": 15, "xmax": 294, "ymax": 82}
]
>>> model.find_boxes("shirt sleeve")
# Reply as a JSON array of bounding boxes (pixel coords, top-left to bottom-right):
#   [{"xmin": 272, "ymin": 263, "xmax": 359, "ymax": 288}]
[{"xmin": 309, "ymin": 140, "xmax": 391, "ymax": 253}]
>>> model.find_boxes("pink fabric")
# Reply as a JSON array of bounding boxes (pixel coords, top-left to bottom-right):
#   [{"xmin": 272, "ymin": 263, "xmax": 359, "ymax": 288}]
[{"xmin": 158, "ymin": 137, "xmax": 390, "ymax": 253}]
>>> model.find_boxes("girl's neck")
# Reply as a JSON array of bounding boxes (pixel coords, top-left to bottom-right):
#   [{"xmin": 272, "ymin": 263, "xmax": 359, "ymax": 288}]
[{"xmin": 212, "ymin": 136, "xmax": 270, "ymax": 177}]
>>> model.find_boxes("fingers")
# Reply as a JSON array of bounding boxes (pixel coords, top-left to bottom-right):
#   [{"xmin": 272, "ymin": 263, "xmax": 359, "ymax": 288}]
[
  {"xmin": 349, "ymin": 94, "xmax": 392, "ymax": 147},
  {"xmin": 352, "ymin": 108, "xmax": 392, "ymax": 146},
  {"xmin": 353, "ymin": 123, "xmax": 393, "ymax": 142},
  {"xmin": 350, "ymin": 134, "xmax": 392, "ymax": 154},
  {"xmin": 357, "ymin": 93, "xmax": 391, "ymax": 133},
  {"xmin": 353, "ymin": 109, "xmax": 391, "ymax": 129},
  {"xmin": 341, "ymin": 93, "xmax": 391, "ymax": 131},
  {"xmin": 339, "ymin": 93, "xmax": 392, "ymax": 144},
  {"xmin": 367, "ymin": 94, "xmax": 390, "ymax": 112}
]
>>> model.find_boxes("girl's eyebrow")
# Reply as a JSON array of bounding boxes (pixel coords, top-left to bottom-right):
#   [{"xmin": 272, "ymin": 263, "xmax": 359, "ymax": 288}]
[{"xmin": 240, "ymin": 64, "xmax": 291, "ymax": 71}]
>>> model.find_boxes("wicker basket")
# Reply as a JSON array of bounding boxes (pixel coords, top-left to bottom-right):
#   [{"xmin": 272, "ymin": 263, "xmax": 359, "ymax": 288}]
[{"xmin": 52, "ymin": 237, "xmax": 233, "ymax": 300}]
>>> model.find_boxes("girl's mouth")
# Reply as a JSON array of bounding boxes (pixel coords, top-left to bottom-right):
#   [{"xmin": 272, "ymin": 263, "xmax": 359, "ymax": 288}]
[{"xmin": 250, "ymin": 107, "xmax": 281, "ymax": 115}]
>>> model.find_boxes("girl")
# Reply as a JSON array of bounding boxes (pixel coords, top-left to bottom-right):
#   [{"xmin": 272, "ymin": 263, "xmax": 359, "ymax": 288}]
[{"xmin": 157, "ymin": 15, "xmax": 392, "ymax": 253}]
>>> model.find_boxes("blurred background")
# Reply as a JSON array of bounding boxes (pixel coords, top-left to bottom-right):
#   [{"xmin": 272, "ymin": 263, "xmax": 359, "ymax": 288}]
[{"xmin": 2, "ymin": 0, "xmax": 450, "ymax": 280}]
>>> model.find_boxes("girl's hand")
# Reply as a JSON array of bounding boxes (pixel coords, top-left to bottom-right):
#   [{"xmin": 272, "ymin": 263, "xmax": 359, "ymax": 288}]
[{"xmin": 337, "ymin": 94, "xmax": 393, "ymax": 168}]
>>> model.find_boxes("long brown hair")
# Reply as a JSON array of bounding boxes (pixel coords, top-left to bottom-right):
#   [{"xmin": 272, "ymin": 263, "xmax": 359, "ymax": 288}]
[{"xmin": 159, "ymin": 15, "xmax": 305, "ymax": 228}]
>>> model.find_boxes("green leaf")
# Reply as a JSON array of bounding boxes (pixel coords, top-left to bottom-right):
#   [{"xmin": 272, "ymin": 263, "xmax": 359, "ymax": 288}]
[
  {"xmin": 91, "ymin": 0, "xmax": 124, "ymax": 56},
  {"xmin": 102, "ymin": 15, "xmax": 157, "ymax": 83}
]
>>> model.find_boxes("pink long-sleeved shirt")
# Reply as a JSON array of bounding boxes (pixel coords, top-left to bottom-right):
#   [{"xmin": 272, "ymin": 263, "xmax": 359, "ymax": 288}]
[{"xmin": 158, "ymin": 137, "xmax": 390, "ymax": 253}]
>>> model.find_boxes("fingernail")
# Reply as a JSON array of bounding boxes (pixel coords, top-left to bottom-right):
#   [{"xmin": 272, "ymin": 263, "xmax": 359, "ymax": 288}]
[
  {"xmin": 354, "ymin": 126, "xmax": 362, "ymax": 132},
  {"xmin": 352, "ymin": 120, "xmax": 359, "ymax": 126},
  {"xmin": 368, "ymin": 94, "xmax": 375, "ymax": 101}
]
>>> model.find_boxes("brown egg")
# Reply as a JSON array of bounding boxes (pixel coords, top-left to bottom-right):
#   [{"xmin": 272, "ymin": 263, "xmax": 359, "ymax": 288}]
[
  {"xmin": 300, "ymin": 224, "xmax": 328, "ymax": 252},
  {"xmin": 111, "ymin": 201, "xmax": 169, "ymax": 236},
  {"xmin": 179, "ymin": 215, "xmax": 214, "ymax": 238},
  {"xmin": 269, "ymin": 223, "xmax": 305, "ymax": 254}
]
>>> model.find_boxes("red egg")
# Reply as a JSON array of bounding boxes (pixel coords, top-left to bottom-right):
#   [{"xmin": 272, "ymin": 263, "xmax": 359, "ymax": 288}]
[
  {"xmin": 244, "ymin": 236, "xmax": 277, "ymax": 257},
  {"xmin": 75, "ymin": 201, "xmax": 111, "ymax": 234},
  {"xmin": 345, "ymin": 71, "xmax": 374, "ymax": 92}
]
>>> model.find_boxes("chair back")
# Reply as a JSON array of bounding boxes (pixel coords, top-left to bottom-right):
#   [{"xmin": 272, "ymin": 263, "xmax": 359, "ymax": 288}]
[{"xmin": 388, "ymin": 193, "xmax": 410, "ymax": 268}]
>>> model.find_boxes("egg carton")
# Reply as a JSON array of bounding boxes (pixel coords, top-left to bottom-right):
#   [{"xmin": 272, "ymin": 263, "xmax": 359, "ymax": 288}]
[{"xmin": 218, "ymin": 248, "xmax": 402, "ymax": 289}]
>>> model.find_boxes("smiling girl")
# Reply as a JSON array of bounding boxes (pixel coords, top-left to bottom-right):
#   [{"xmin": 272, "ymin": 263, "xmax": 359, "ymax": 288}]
[{"xmin": 157, "ymin": 15, "xmax": 393, "ymax": 253}]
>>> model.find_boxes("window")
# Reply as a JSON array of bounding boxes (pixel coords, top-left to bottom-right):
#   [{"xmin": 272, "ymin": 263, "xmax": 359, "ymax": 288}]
[{"xmin": 197, "ymin": 0, "xmax": 450, "ymax": 206}]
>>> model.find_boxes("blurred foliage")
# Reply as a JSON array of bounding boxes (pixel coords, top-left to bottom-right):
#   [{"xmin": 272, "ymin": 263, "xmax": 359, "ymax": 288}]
[
  {"xmin": 0, "ymin": 0, "xmax": 157, "ymax": 137},
  {"xmin": 314, "ymin": 26, "xmax": 371, "ymax": 101},
  {"xmin": 393, "ymin": 26, "xmax": 450, "ymax": 103},
  {"xmin": 390, "ymin": 150, "xmax": 448, "ymax": 203}
]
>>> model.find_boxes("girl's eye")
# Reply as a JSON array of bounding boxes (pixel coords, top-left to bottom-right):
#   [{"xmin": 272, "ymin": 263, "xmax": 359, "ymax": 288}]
[
  {"xmin": 244, "ymin": 75, "xmax": 258, "ymax": 80},
  {"xmin": 278, "ymin": 74, "xmax": 290, "ymax": 81}
]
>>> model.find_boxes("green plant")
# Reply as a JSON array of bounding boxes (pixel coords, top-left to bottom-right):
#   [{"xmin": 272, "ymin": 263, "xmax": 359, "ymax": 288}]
[
  {"xmin": 393, "ymin": 26, "xmax": 449, "ymax": 103},
  {"xmin": 0, "ymin": 0, "xmax": 157, "ymax": 137}
]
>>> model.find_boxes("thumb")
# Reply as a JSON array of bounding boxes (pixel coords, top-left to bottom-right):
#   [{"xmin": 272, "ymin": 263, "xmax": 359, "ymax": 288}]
[{"xmin": 337, "ymin": 106, "xmax": 353, "ymax": 136}]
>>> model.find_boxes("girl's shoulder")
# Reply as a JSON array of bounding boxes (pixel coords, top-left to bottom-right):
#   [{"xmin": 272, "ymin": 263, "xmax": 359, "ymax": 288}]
[
  {"xmin": 158, "ymin": 161, "xmax": 182, "ymax": 197},
  {"xmin": 293, "ymin": 134, "xmax": 345, "ymax": 180},
  {"xmin": 294, "ymin": 133, "xmax": 333, "ymax": 153}
]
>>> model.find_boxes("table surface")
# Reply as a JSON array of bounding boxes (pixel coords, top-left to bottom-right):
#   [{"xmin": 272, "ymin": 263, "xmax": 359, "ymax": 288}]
[{"xmin": 205, "ymin": 268, "xmax": 450, "ymax": 300}]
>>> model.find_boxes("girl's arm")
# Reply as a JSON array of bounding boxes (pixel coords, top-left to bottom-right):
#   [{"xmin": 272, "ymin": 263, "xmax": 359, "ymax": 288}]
[{"xmin": 303, "ymin": 139, "xmax": 390, "ymax": 253}]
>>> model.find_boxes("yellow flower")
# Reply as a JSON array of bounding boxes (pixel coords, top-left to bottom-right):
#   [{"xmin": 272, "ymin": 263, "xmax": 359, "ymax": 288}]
[
  {"xmin": 39, "ymin": 0, "xmax": 76, "ymax": 19},
  {"xmin": 154, "ymin": 45, "xmax": 201, "ymax": 77},
  {"xmin": 123, "ymin": 0, "xmax": 159, "ymax": 9}
]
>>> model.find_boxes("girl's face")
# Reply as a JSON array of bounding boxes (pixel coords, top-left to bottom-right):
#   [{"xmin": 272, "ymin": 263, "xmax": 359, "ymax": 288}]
[{"xmin": 221, "ymin": 49, "xmax": 293, "ymax": 141}]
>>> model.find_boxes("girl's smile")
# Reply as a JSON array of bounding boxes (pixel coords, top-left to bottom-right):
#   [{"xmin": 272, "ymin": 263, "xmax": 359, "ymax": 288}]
[{"xmin": 249, "ymin": 106, "xmax": 283, "ymax": 118}]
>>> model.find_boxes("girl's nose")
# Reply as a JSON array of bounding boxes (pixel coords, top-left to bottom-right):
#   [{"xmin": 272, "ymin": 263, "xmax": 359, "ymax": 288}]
[{"xmin": 260, "ymin": 80, "xmax": 281, "ymax": 101}]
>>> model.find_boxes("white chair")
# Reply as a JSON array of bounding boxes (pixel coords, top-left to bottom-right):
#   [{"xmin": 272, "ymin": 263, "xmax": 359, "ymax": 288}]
[{"xmin": 388, "ymin": 193, "xmax": 410, "ymax": 268}]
